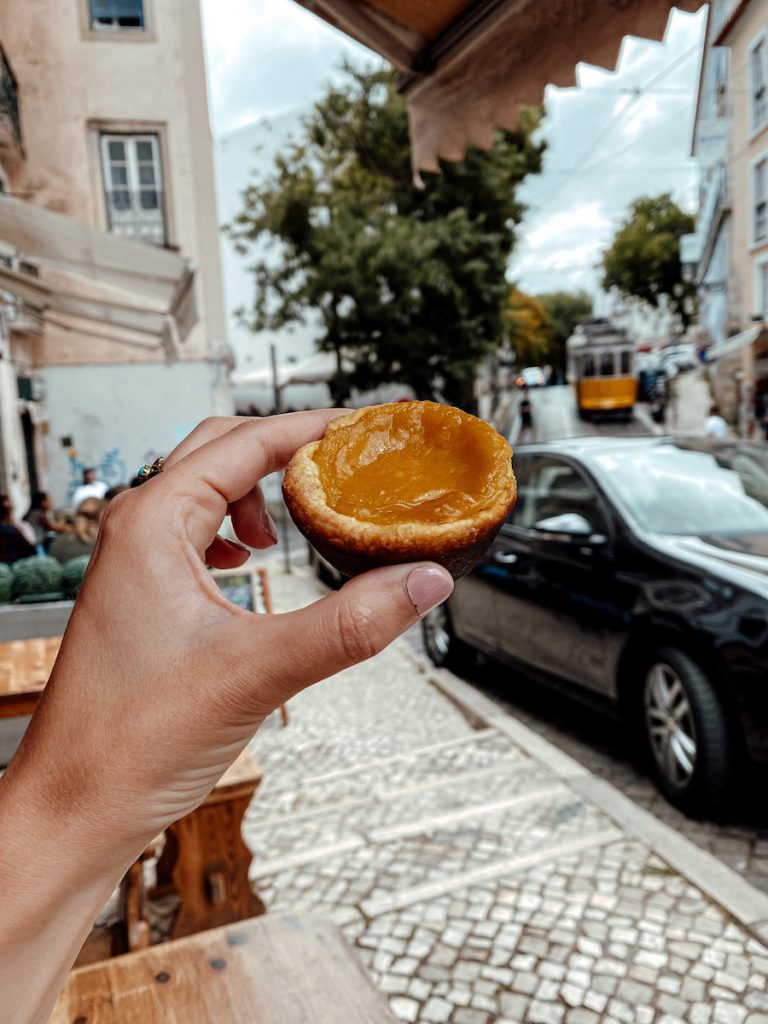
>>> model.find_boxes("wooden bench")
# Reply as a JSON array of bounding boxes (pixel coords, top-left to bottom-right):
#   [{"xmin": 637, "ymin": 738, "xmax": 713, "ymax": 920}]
[
  {"xmin": 77, "ymin": 747, "xmax": 265, "ymax": 965},
  {"xmin": 153, "ymin": 747, "xmax": 266, "ymax": 939},
  {"xmin": 0, "ymin": 636, "xmax": 60, "ymax": 719},
  {"xmin": 51, "ymin": 914, "xmax": 398, "ymax": 1024}
]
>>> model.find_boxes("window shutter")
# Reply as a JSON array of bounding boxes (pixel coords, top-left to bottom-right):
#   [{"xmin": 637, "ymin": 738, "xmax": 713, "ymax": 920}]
[{"xmin": 89, "ymin": 0, "xmax": 143, "ymax": 21}]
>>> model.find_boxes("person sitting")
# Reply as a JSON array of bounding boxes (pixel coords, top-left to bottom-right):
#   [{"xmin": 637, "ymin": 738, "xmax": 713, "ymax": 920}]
[
  {"xmin": 49, "ymin": 498, "xmax": 105, "ymax": 564},
  {"xmin": 71, "ymin": 467, "xmax": 107, "ymax": 508},
  {"xmin": 0, "ymin": 494, "xmax": 37, "ymax": 564},
  {"xmin": 23, "ymin": 492, "xmax": 69, "ymax": 552}
]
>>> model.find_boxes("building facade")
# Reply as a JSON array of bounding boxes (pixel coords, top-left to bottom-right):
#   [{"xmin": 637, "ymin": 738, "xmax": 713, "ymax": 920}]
[
  {"xmin": 688, "ymin": 0, "xmax": 768, "ymax": 429},
  {"xmin": 0, "ymin": 0, "xmax": 231, "ymax": 509}
]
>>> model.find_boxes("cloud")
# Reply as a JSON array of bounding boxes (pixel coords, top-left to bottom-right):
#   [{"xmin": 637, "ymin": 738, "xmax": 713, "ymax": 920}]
[
  {"xmin": 510, "ymin": 6, "xmax": 706, "ymax": 297},
  {"xmin": 203, "ymin": 2, "xmax": 707, "ymax": 333},
  {"xmin": 201, "ymin": 0, "xmax": 381, "ymax": 134}
]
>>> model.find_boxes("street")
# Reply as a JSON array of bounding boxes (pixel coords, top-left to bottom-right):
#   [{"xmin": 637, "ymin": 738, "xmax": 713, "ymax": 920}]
[
  {"xmin": 434, "ymin": 646, "xmax": 768, "ymax": 895},
  {"xmin": 510, "ymin": 384, "xmax": 657, "ymax": 444},
  {"xmin": 248, "ymin": 558, "xmax": 768, "ymax": 1024}
]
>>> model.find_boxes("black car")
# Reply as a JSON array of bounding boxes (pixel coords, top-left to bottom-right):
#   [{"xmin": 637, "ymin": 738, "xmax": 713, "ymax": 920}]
[{"xmin": 422, "ymin": 436, "xmax": 768, "ymax": 814}]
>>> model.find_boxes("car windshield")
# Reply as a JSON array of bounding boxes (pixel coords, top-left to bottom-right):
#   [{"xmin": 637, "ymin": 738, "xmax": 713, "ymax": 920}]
[{"xmin": 590, "ymin": 444, "xmax": 768, "ymax": 535}]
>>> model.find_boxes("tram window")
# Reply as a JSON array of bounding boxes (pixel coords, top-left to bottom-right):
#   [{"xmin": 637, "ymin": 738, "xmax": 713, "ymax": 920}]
[
  {"xmin": 599, "ymin": 352, "xmax": 615, "ymax": 376},
  {"xmin": 583, "ymin": 356, "xmax": 596, "ymax": 377},
  {"xmin": 620, "ymin": 351, "xmax": 632, "ymax": 374}
]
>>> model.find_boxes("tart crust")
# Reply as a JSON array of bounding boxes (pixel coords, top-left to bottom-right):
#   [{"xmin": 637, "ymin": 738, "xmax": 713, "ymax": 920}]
[{"xmin": 283, "ymin": 402, "xmax": 516, "ymax": 579}]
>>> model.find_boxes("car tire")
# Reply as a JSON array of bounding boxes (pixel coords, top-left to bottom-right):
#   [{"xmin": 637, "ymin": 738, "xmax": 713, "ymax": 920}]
[
  {"xmin": 421, "ymin": 603, "xmax": 475, "ymax": 674},
  {"xmin": 639, "ymin": 646, "xmax": 736, "ymax": 815}
]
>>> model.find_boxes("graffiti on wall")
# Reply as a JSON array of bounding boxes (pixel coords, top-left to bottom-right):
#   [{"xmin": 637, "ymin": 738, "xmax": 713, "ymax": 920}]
[{"xmin": 67, "ymin": 447, "xmax": 128, "ymax": 501}]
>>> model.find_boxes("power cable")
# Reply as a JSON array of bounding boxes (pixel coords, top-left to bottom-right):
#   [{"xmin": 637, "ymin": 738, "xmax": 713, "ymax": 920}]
[{"xmin": 563, "ymin": 40, "xmax": 703, "ymax": 173}]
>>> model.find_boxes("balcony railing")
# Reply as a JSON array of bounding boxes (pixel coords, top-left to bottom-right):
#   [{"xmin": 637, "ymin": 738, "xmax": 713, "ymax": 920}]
[
  {"xmin": 0, "ymin": 45, "xmax": 21, "ymax": 146},
  {"xmin": 105, "ymin": 189, "xmax": 167, "ymax": 246}
]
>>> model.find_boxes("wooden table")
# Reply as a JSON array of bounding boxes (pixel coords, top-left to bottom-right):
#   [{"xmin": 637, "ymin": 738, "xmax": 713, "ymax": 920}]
[
  {"xmin": 154, "ymin": 748, "xmax": 266, "ymax": 939},
  {"xmin": 51, "ymin": 915, "xmax": 398, "ymax": 1024},
  {"xmin": 0, "ymin": 636, "xmax": 60, "ymax": 719}
]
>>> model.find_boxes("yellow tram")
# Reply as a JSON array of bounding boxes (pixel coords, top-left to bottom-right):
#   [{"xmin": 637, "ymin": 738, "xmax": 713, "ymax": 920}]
[{"xmin": 566, "ymin": 318, "xmax": 638, "ymax": 419}]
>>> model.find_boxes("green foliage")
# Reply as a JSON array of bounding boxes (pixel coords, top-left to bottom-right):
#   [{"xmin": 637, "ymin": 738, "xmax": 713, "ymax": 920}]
[
  {"xmin": 504, "ymin": 289, "xmax": 551, "ymax": 367},
  {"xmin": 61, "ymin": 555, "xmax": 91, "ymax": 600},
  {"xmin": 602, "ymin": 193, "xmax": 695, "ymax": 329},
  {"xmin": 0, "ymin": 563, "xmax": 12, "ymax": 604},
  {"xmin": 11, "ymin": 556, "xmax": 63, "ymax": 599},
  {"xmin": 504, "ymin": 288, "xmax": 593, "ymax": 374},
  {"xmin": 228, "ymin": 63, "xmax": 545, "ymax": 409},
  {"xmin": 536, "ymin": 290, "xmax": 594, "ymax": 375}
]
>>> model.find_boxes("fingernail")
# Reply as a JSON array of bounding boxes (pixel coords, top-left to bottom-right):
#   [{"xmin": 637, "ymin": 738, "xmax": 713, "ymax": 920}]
[
  {"xmin": 224, "ymin": 538, "xmax": 250, "ymax": 555},
  {"xmin": 406, "ymin": 566, "xmax": 454, "ymax": 616},
  {"xmin": 261, "ymin": 509, "xmax": 278, "ymax": 544}
]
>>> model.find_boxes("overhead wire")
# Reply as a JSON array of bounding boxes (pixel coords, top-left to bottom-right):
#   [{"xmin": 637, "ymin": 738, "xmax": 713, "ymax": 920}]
[{"xmin": 563, "ymin": 39, "xmax": 703, "ymax": 174}]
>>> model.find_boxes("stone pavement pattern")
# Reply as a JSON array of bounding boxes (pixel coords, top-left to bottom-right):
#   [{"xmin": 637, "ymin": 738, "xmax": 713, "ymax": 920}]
[{"xmin": 246, "ymin": 560, "xmax": 768, "ymax": 1023}]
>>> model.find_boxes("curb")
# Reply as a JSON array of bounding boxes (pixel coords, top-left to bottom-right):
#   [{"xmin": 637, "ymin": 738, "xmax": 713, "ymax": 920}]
[{"xmin": 399, "ymin": 638, "xmax": 768, "ymax": 947}]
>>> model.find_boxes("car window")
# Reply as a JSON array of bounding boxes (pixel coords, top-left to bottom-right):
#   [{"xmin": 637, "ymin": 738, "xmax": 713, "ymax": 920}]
[
  {"xmin": 590, "ymin": 444, "xmax": 768, "ymax": 534},
  {"xmin": 508, "ymin": 455, "xmax": 607, "ymax": 534}
]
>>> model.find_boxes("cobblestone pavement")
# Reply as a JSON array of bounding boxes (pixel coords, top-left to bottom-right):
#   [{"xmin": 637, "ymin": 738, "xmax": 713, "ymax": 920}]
[
  {"xmin": 245, "ymin": 560, "xmax": 768, "ymax": 1024},
  {"xmin": 424, "ymin": 642, "xmax": 768, "ymax": 898}
]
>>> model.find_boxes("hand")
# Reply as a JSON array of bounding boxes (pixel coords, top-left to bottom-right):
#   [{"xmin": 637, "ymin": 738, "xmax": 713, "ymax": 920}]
[
  {"xmin": 0, "ymin": 411, "xmax": 454, "ymax": 1024},
  {"xmin": 6, "ymin": 411, "xmax": 454, "ymax": 852}
]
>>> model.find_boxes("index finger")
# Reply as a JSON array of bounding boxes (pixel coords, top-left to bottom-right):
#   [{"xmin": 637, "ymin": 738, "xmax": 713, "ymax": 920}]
[{"xmin": 156, "ymin": 409, "xmax": 344, "ymax": 552}]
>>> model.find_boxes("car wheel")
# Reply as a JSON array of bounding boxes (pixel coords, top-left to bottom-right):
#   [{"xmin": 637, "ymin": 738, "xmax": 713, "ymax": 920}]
[
  {"xmin": 421, "ymin": 603, "xmax": 475, "ymax": 673},
  {"xmin": 641, "ymin": 647, "xmax": 736, "ymax": 814}
]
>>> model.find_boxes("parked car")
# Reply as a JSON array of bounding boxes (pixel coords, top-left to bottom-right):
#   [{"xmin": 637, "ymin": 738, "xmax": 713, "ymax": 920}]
[
  {"xmin": 422, "ymin": 437, "xmax": 768, "ymax": 815},
  {"xmin": 516, "ymin": 366, "xmax": 546, "ymax": 388}
]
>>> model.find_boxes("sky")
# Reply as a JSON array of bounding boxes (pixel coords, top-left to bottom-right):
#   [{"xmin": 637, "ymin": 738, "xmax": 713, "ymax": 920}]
[{"xmin": 200, "ymin": 0, "xmax": 706, "ymax": 319}]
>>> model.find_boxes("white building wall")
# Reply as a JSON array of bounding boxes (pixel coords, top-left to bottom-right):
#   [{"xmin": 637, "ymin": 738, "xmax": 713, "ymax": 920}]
[
  {"xmin": 215, "ymin": 114, "xmax": 320, "ymax": 373},
  {"xmin": 39, "ymin": 361, "xmax": 225, "ymax": 507},
  {"xmin": 0, "ymin": 334, "xmax": 29, "ymax": 516}
]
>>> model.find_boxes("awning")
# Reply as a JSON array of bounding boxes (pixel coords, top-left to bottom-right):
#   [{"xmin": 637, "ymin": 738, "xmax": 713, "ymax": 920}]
[
  {"xmin": 232, "ymin": 351, "xmax": 350, "ymax": 389},
  {"xmin": 707, "ymin": 325, "xmax": 764, "ymax": 360},
  {"xmin": 0, "ymin": 194, "xmax": 197, "ymax": 358},
  {"xmin": 294, "ymin": 0, "xmax": 707, "ymax": 172}
]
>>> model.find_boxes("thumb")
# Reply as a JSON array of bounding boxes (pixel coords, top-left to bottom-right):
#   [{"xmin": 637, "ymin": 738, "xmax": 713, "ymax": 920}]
[{"xmin": 255, "ymin": 562, "xmax": 454, "ymax": 704}]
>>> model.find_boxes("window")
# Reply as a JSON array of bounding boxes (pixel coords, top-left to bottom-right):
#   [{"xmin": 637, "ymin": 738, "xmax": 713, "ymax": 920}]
[
  {"xmin": 620, "ymin": 350, "xmax": 632, "ymax": 375},
  {"xmin": 89, "ymin": 0, "xmax": 144, "ymax": 29},
  {"xmin": 752, "ymin": 39, "xmax": 767, "ymax": 131},
  {"xmin": 582, "ymin": 355, "xmax": 596, "ymax": 377},
  {"xmin": 512, "ymin": 457, "xmax": 607, "ymax": 535},
  {"xmin": 599, "ymin": 352, "xmax": 615, "ymax": 377},
  {"xmin": 755, "ymin": 158, "xmax": 767, "ymax": 243},
  {"xmin": 759, "ymin": 260, "xmax": 768, "ymax": 318},
  {"xmin": 100, "ymin": 134, "xmax": 165, "ymax": 245}
]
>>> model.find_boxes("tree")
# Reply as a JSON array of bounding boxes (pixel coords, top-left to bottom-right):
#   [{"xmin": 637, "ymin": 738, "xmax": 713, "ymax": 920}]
[
  {"xmin": 228, "ymin": 63, "xmax": 544, "ymax": 409},
  {"xmin": 504, "ymin": 288, "xmax": 551, "ymax": 367},
  {"xmin": 535, "ymin": 290, "xmax": 593, "ymax": 378},
  {"xmin": 602, "ymin": 193, "xmax": 695, "ymax": 329}
]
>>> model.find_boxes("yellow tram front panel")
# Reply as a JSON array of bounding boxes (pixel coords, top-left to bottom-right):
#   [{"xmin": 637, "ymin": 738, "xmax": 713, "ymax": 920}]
[{"xmin": 576, "ymin": 375, "xmax": 637, "ymax": 412}]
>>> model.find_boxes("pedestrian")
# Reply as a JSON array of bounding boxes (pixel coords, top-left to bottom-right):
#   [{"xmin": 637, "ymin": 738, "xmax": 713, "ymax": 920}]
[
  {"xmin": 704, "ymin": 404, "xmax": 729, "ymax": 440},
  {"xmin": 23, "ymin": 491, "xmax": 68, "ymax": 552},
  {"xmin": 71, "ymin": 467, "xmax": 108, "ymax": 508},
  {"xmin": 519, "ymin": 387, "xmax": 535, "ymax": 439},
  {"xmin": 49, "ymin": 498, "xmax": 105, "ymax": 564},
  {"xmin": 0, "ymin": 494, "xmax": 37, "ymax": 564},
  {"xmin": 0, "ymin": 411, "xmax": 454, "ymax": 1021}
]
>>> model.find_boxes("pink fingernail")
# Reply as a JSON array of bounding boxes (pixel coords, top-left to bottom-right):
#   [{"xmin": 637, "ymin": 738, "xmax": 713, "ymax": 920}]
[
  {"xmin": 406, "ymin": 566, "xmax": 454, "ymax": 616},
  {"xmin": 262, "ymin": 509, "xmax": 278, "ymax": 543}
]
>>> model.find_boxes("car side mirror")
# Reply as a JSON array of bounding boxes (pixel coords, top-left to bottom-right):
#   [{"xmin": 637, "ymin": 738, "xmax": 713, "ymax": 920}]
[{"xmin": 532, "ymin": 513, "xmax": 606, "ymax": 546}]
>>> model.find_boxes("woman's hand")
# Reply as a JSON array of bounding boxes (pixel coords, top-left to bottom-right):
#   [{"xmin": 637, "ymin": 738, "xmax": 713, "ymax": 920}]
[{"xmin": 0, "ymin": 412, "xmax": 453, "ymax": 1024}]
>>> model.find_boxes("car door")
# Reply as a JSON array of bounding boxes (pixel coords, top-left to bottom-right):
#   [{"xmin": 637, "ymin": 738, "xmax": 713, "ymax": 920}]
[{"xmin": 486, "ymin": 454, "xmax": 629, "ymax": 695}]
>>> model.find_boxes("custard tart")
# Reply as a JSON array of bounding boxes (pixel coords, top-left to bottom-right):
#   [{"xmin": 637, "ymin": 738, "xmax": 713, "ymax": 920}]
[{"xmin": 283, "ymin": 401, "xmax": 516, "ymax": 579}]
